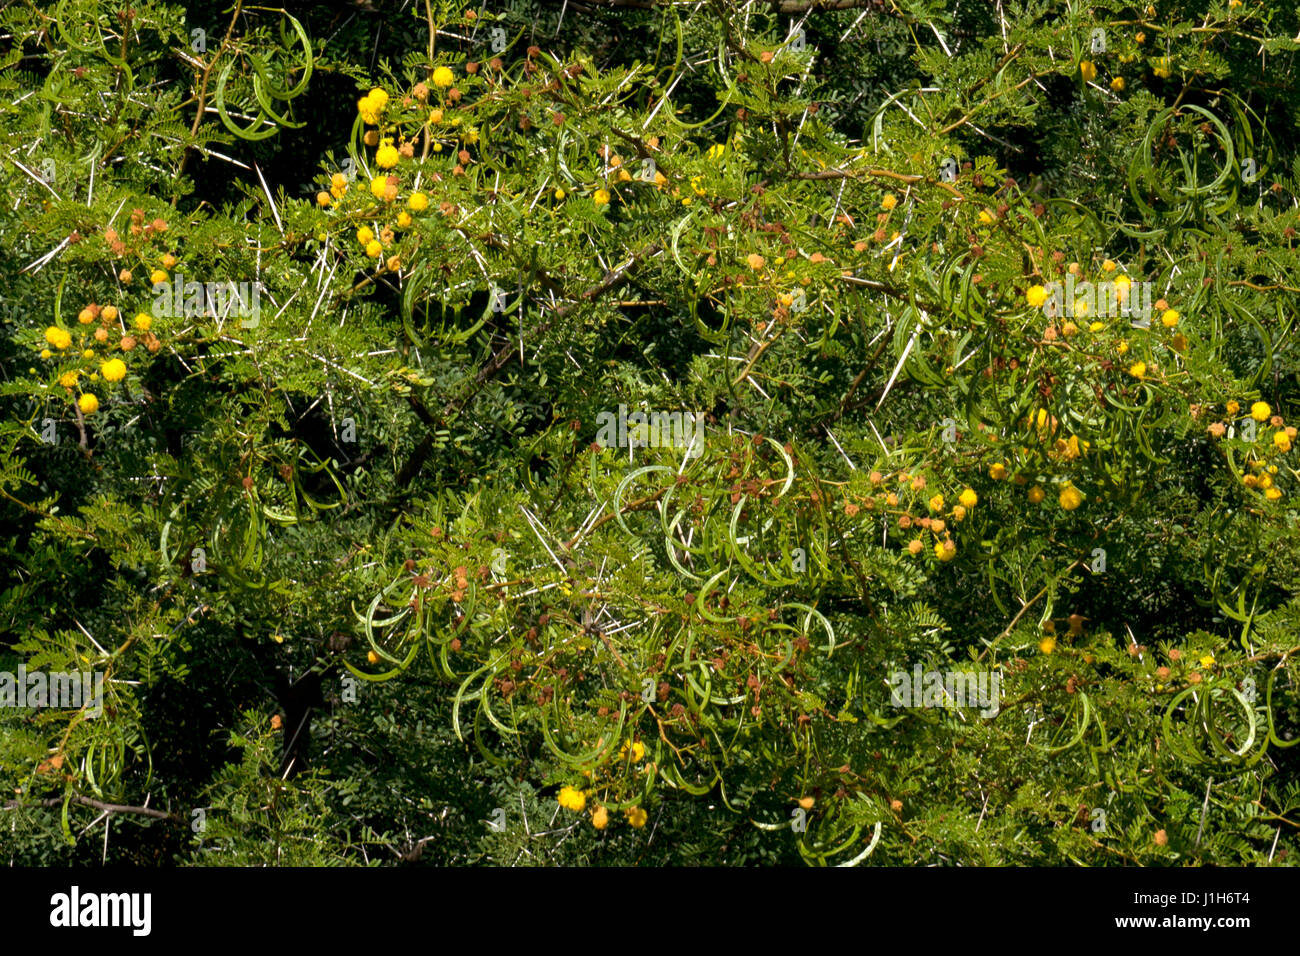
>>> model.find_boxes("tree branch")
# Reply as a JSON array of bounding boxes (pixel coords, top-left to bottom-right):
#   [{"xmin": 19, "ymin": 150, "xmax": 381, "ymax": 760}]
[{"xmin": 4, "ymin": 794, "xmax": 183, "ymax": 823}]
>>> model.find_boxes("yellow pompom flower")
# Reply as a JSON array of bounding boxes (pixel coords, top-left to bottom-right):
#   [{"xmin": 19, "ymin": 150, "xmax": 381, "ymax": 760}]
[
  {"xmin": 78, "ymin": 308, "xmax": 95, "ymax": 324},
  {"xmin": 1026, "ymin": 285, "xmax": 1048, "ymax": 308},
  {"xmin": 408, "ymin": 191, "xmax": 429, "ymax": 212},
  {"xmin": 365, "ymin": 240, "xmax": 383, "ymax": 258},
  {"xmin": 881, "ymin": 193, "xmax": 897, "ymax": 211},
  {"xmin": 370, "ymin": 175, "xmax": 389, "ymax": 200},
  {"xmin": 958, "ymin": 488, "xmax": 978, "ymax": 509},
  {"xmin": 1089, "ymin": 321, "xmax": 1105, "ymax": 333},
  {"xmin": 39, "ymin": 349, "xmax": 52, "ymax": 359},
  {"xmin": 58, "ymin": 371, "xmax": 79, "ymax": 388},
  {"xmin": 591, "ymin": 806, "xmax": 609, "ymax": 829},
  {"xmin": 594, "ymin": 188, "xmax": 610, "ymax": 205},
  {"xmin": 1251, "ymin": 401, "xmax": 1271, "ymax": 421},
  {"xmin": 133, "ymin": 313, "xmax": 152, "ymax": 332},
  {"xmin": 978, "ymin": 210, "xmax": 995, "ymax": 225},
  {"xmin": 396, "ymin": 211, "xmax": 412, "ymax": 228},
  {"xmin": 1080, "ymin": 60, "xmax": 1097, "ymax": 82},
  {"xmin": 1039, "ymin": 635, "xmax": 1056, "ymax": 655},
  {"xmin": 1265, "ymin": 487, "xmax": 1282, "ymax": 500},
  {"xmin": 375, "ymin": 144, "xmax": 400, "ymax": 169},
  {"xmin": 432, "ymin": 66, "xmax": 454, "ymax": 88},
  {"xmin": 928, "ymin": 494, "xmax": 944, "ymax": 512},
  {"xmin": 1226, "ymin": 400, "xmax": 1240, "ymax": 415},
  {"xmin": 101, "ymin": 358, "xmax": 127, "ymax": 382},
  {"xmin": 554, "ymin": 187, "xmax": 566, "ymax": 200},
  {"xmin": 1110, "ymin": 76, "xmax": 1126, "ymax": 92},
  {"xmin": 1059, "ymin": 484, "xmax": 1083, "ymax": 510},
  {"xmin": 1129, "ymin": 361, "xmax": 1146, "ymax": 379},
  {"xmin": 44, "ymin": 326, "xmax": 72, "ymax": 350},
  {"xmin": 557, "ymin": 786, "xmax": 586, "ymax": 812},
  {"xmin": 626, "ymin": 806, "xmax": 648, "ymax": 828},
  {"xmin": 1161, "ymin": 309, "xmax": 1179, "ymax": 327},
  {"xmin": 1273, "ymin": 431, "xmax": 1291, "ymax": 452},
  {"xmin": 78, "ymin": 392, "xmax": 99, "ymax": 415},
  {"xmin": 935, "ymin": 540, "xmax": 956, "ymax": 562},
  {"xmin": 1028, "ymin": 485, "xmax": 1045, "ymax": 504},
  {"xmin": 367, "ymin": 87, "xmax": 388, "ymax": 110},
  {"xmin": 357, "ymin": 226, "xmax": 375, "ymax": 246},
  {"xmin": 989, "ymin": 462, "xmax": 1008, "ymax": 480},
  {"xmin": 150, "ymin": 269, "xmax": 168, "ymax": 286}
]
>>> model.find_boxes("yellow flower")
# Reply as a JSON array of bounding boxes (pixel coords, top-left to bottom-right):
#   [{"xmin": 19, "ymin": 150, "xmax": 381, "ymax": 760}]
[
  {"xmin": 1111, "ymin": 77, "xmax": 1126, "ymax": 92},
  {"xmin": 978, "ymin": 210, "xmax": 995, "ymax": 225},
  {"xmin": 626, "ymin": 806, "xmax": 648, "ymax": 828},
  {"xmin": 1102, "ymin": 259, "xmax": 1116, "ymax": 272},
  {"xmin": 78, "ymin": 392, "xmax": 99, "ymax": 415},
  {"xmin": 1080, "ymin": 60, "xmax": 1097, "ymax": 82},
  {"xmin": 77, "ymin": 308, "xmax": 94, "ymax": 324},
  {"xmin": 1226, "ymin": 400, "xmax": 1240, "ymax": 415},
  {"xmin": 44, "ymin": 326, "xmax": 72, "ymax": 350},
  {"xmin": 594, "ymin": 188, "xmax": 610, "ymax": 205},
  {"xmin": 1265, "ymin": 487, "xmax": 1282, "ymax": 500},
  {"xmin": 39, "ymin": 349, "xmax": 52, "ymax": 359},
  {"xmin": 370, "ymin": 175, "xmax": 390, "ymax": 200},
  {"xmin": 557, "ymin": 785, "xmax": 586, "ymax": 812},
  {"xmin": 554, "ymin": 187, "xmax": 566, "ymax": 200},
  {"xmin": 428, "ymin": 108, "xmax": 444, "ymax": 124},
  {"xmin": 746, "ymin": 253, "xmax": 765, "ymax": 271},
  {"xmin": 1200, "ymin": 654, "xmax": 1215, "ymax": 668},
  {"xmin": 591, "ymin": 805, "xmax": 609, "ymax": 829},
  {"xmin": 58, "ymin": 371, "xmax": 79, "ymax": 388},
  {"xmin": 1129, "ymin": 361, "xmax": 1146, "ymax": 379},
  {"xmin": 881, "ymin": 194, "xmax": 897, "ymax": 211},
  {"xmin": 101, "ymin": 358, "xmax": 126, "ymax": 382},
  {"xmin": 989, "ymin": 462, "xmax": 1008, "ymax": 480},
  {"xmin": 1028, "ymin": 485, "xmax": 1045, "ymax": 504},
  {"xmin": 462, "ymin": 126, "xmax": 479, "ymax": 145},
  {"xmin": 82, "ymin": 349, "xmax": 94, "ymax": 359},
  {"xmin": 935, "ymin": 540, "xmax": 956, "ymax": 561},
  {"xmin": 133, "ymin": 313, "xmax": 152, "ymax": 332},
  {"xmin": 1059, "ymin": 484, "xmax": 1083, "ymax": 510},
  {"xmin": 1116, "ymin": 339, "xmax": 1129, "ymax": 355},
  {"xmin": 1274, "ymin": 431, "xmax": 1291, "ymax": 452},
  {"xmin": 1152, "ymin": 57, "xmax": 1172, "ymax": 78},
  {"xmin": 365, "ymin": 240, "xmax": 383, "ymax": 258},
  {"xmin": 1089, "ymin": 321, "xmax": 1105, "ymax": 333},
  {"xmin": 150, "ymin": 269, "xmax": 168, "ymax": 286},
  {"xmin": 408, "ymin": 191, "xmax": 429, "ymax": 212},
  {"xmin": 1026, "ymin": 285, "xmax": 1048, "ymax": 308},
  {"xmin": 375, "ymin": 145, "xmax": 400, "ymax": 169},
  {"xmin": 928, "ymin": 494, "xmax": 944, "ymax": 512},
  {"xmin": 331, "ymin": 172, "xmax": 348, "ymax": 191},
  {"xmin": 952, "ymin": 504, "xmax": 967, "ymax": 521},
  {"xmin": 1251, "ymin": 401, "xmax": 1271, "ymax": 421},
  {"xmin": 367, "ymin": 87, "xmax": 388, "ymax": 110},
  {"xmin": 1161, "ymin": 309, "xmax": 1179, "ymax": 327},
  {"xmin": 356, "ymin": 96, "xmax": 379, "ymax": 125},
  {"xmin": 357, "ymin": 226, "xmax": 375, "ymax": 245},
  {"xmin": 316, "ymin": 191, "xmax": 332, "ymax": 207},
  {"xmin": 1113, "ymin": 274, "xmax": 1131, "ymax": 296},
  {"xmin": 1039, "ymin": 635, "xmax": 1056, "ymax": 655},
  {"xmin": 621, "ymin": 740, "xmax": 646, "ymax": 762},
  {"xmin": 958, "ymin": 488, "xmax": 978, "ymax": 509},
  {"xmin": 396, "ymin": 211, "xmax": 412, "ymax": 228},
  {"xmin": 1258, "ymin": 473, "xmax": 1273, "ymax": 490},
  {"xmin": 706, "ymin": 143, "xmax": 726, "ymax": 161},
  {"xmin": 432, "ymin": 66, "xmax": 454, "ymax": 88}
]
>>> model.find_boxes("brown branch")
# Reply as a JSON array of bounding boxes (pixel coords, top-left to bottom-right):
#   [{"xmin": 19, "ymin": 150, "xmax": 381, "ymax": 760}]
[{"xmin": 4, "ymin": 794, "xmax": 182, "ymax": 823}]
